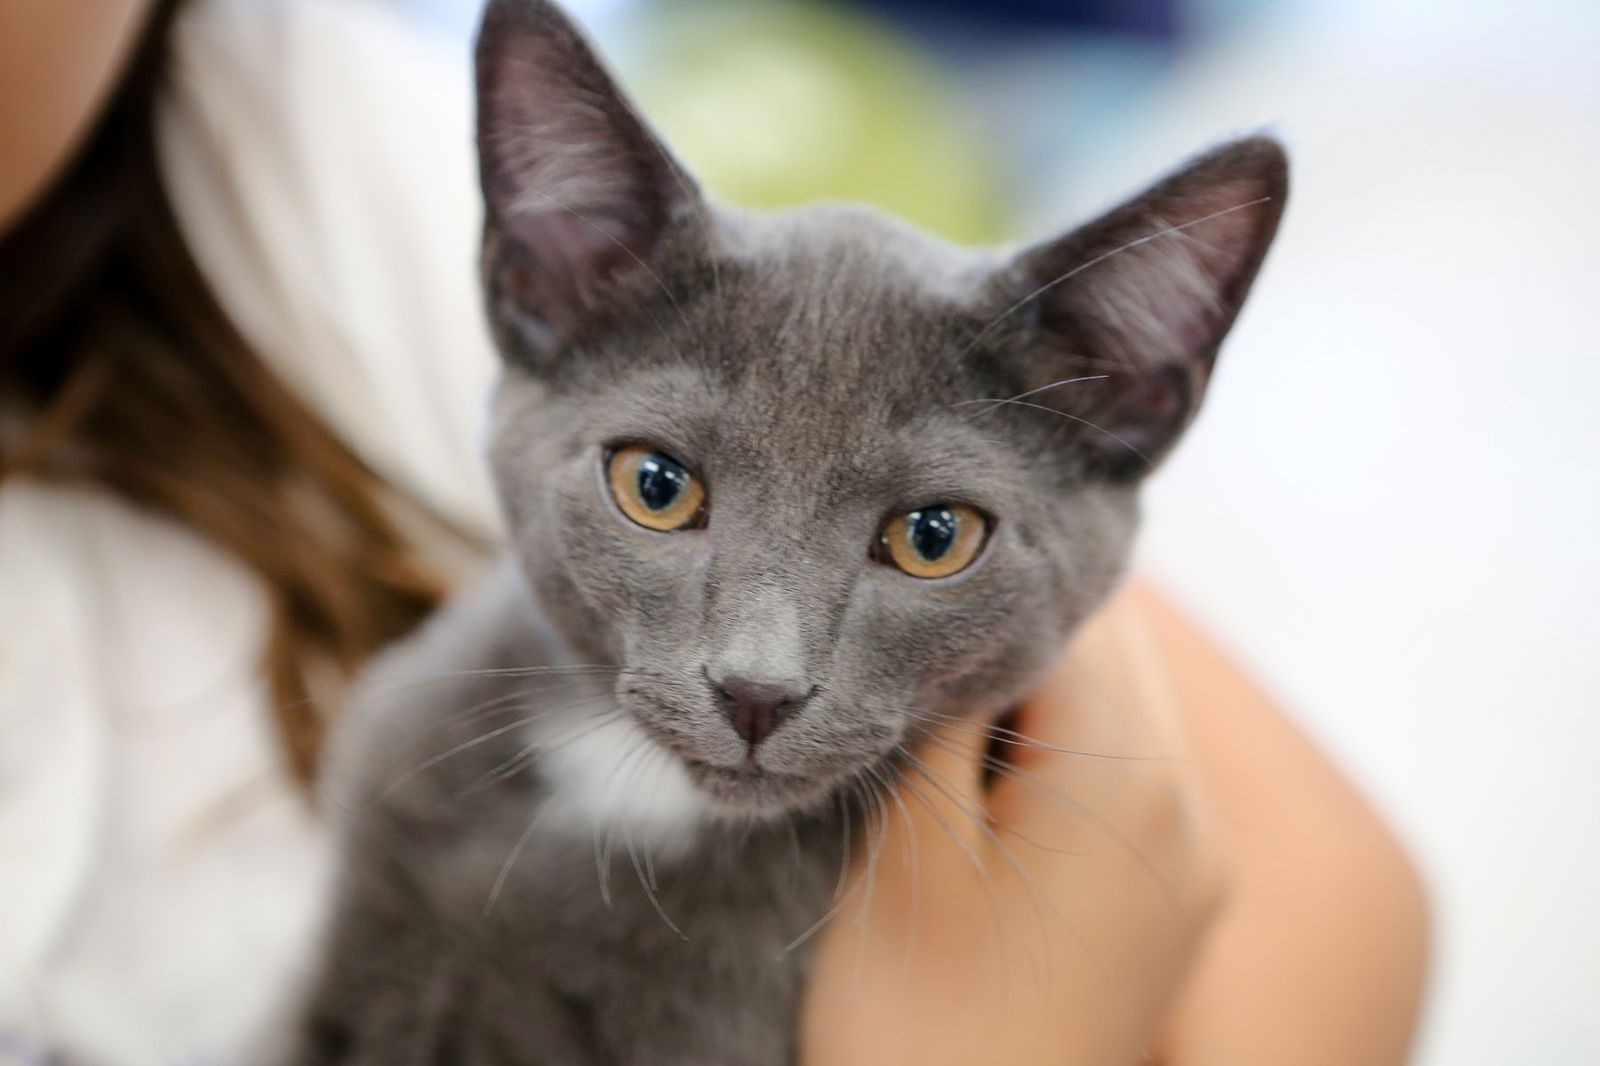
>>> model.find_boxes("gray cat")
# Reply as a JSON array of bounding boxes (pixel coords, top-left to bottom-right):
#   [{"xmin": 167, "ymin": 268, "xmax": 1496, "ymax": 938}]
[{"xmin": 280, "ymin": 0, "xmax": 1286, "ymax": 1062}]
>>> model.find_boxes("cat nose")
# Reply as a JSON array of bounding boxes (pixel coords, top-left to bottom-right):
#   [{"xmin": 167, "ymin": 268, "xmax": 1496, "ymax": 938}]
[{"xmin": 712, "ymin": 675, "xmax": 811, "ymax": 748}]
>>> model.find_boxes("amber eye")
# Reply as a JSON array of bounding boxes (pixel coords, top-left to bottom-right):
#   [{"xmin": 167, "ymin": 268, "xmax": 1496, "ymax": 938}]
[
  {"xmin": 606, "ymin": 445, "xmax": 707, "ymax": 531},
  {"xmin": 876, "ymin": 503, "xmax": 989, "ymax": 579}
]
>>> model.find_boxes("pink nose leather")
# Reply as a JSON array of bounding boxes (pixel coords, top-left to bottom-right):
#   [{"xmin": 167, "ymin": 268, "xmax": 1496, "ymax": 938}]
[{"xmin": 714, "ymin": 676, "xmax": 809, "ymax": 747}]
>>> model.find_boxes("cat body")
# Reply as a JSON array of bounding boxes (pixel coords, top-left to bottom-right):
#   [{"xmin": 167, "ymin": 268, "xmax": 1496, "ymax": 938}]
[
  {"xmin": 283, "ymin": 0, "xmax": 1287, "ymax": 1061},
  {"xmin": 289, "ymin": 570, "xmax": 843, "ymax": 1065}
]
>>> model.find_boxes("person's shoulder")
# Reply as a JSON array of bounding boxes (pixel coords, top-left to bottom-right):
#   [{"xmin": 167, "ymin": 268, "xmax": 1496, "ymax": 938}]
[
  {"xmin": 160, "ymin": 0, "xmax": 501, "ymax": 535},
  {"xmin": 161, "ymin": 0, "xmax": 485, "ymax": 331},
  {"xmin": 0, "ymin": 479, "xmax": 269, "ymax": 699},
  {"xmin": 172, "ymin": 0, "xmax": 462, "ymax": 84},
  {"xmin": 0, "ymin": 479, "xmax": 131, "ymax": 610},
  {"xmin": 0, "ymin": 479, "xmax": 327, "ymax": 1059}
]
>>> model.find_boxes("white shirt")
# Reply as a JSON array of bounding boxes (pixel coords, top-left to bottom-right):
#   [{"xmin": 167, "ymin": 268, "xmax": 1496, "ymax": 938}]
[{"xmin": 0, "ymin": 1, "xmax": 499, "ymax": 1062}]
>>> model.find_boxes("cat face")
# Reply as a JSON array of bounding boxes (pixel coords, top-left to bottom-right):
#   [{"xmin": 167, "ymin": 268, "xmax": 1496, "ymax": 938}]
[{"xmin": 476, "ymin": 0, "xmax": 1286, "ymax": 816}]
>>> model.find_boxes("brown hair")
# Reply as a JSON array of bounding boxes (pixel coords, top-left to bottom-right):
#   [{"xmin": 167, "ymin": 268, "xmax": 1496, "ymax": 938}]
[{"xmin": 0, "ymin": 0, "xmax": 465, "ymax": 784}]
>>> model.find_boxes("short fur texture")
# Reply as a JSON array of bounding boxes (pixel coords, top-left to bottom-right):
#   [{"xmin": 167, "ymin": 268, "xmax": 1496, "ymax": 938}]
[{"xmin": 279, "ymin": 2, "xmax": 1287, "ymax": 1061}]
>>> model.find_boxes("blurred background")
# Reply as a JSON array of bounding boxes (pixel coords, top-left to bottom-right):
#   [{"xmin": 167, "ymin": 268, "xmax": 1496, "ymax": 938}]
[{"xmin": 373, "ymin": 0, "xmax": 1600, "ymax": 1058}]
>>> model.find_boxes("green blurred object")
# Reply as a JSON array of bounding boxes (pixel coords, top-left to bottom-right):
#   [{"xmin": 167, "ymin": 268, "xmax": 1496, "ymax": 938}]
[{"xmin": 629, "ymin": 0, "xmax": 1007, "ymax": 245}]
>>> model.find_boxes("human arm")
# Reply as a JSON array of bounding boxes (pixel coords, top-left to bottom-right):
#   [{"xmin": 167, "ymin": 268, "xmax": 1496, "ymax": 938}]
[
  {"xmin": 1141, "ymin": 583, "xmax": 1430, "ymax": 1065},
  {"xmin": 801, "ymin": 581, "xmax": 1429, "ymax": 1065}
]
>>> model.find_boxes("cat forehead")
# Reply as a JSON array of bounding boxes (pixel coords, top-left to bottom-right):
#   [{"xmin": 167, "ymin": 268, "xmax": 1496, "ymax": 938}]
[
  {"xmin": 646, "ymin": 203, "xmax": 1006, "ymax": 406},
  {"xmin": 713, "ymin": 202, "xmax": 995, "ymax": 311},
  {"xmin": 519, "ymin": 202, "xmax": 1019, "ymax": 473}
]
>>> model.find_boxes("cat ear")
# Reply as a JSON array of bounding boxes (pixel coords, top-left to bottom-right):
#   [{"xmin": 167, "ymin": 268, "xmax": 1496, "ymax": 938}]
[
  {"xmin": 1004, "ymin": 137, "xmax": 1287, "ymax": 479},
  {"xmin": 475, "ymin": 0, "xmax": 701, "ymax": 364}
]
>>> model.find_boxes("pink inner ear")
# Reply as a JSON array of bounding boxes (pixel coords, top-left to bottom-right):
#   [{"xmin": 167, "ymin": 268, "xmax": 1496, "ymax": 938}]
[
  {"xmin": 1115, "ymin": 371, "xmax": 1186, "ymax": 425},
  {"xmin": 1007, "ymin": 138, "xmax": 1285, "ymax": 475},
  {"xmin": 1084, "ymin": 190, "xmax": 1277, "ymax": 370},
  {"xmin": 510, "ymin": 210, "xmax": 637, "ymax": 281},
  {"xmin": 1079, "ymin": 362, "xmax": 1195, "ymax": 476},
  {"xmin": 1023, "ymin": 137, "xmax": 1286, "ymax": 376},
  {"xmin": 476, "ymin": 3, "xmax": 695, "ymax": 348},
  {"xmin": 482, "ymin": 44, "xmax": 640, "ymax": 221},
  {"xmin": 495, "ymin": 208, "xmax": 646, "ymax": 333}
]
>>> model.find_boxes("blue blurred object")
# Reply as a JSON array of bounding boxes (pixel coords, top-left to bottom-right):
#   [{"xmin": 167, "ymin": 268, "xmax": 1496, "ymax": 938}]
[{"xmin": 859, "ymin": 0, "xmax": 1180, "ymax": 39}]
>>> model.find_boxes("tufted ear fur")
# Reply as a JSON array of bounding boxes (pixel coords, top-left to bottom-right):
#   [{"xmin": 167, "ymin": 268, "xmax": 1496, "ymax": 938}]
[
  {"xmin": 476, "ymin": 0, "xmax": 702, "ymax": 366},
  {"xmin": 1003, "ymin": 137, "xmax": 1287, "ymax": 479}
]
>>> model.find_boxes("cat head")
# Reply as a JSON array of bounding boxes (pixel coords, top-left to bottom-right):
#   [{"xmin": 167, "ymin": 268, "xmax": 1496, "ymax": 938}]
[{"xmin": 476, "ymin": 0, "xmax": 1286, "ymax": 816}]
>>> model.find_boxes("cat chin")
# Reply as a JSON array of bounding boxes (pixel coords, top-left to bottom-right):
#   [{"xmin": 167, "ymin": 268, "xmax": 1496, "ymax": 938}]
[
  {"xmin": 679, "ymin": 758, "xmax": 839, "ymax": 817},
  {"xmin": 531, "ymin": 710, "xmax": 843, "ymax": 849}
]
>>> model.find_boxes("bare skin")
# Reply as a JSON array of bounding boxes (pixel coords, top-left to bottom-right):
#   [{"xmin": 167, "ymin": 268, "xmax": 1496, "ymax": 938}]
[
  {"xmin": 3, "ymin": 7, "xmax": 1429, "ymax": 1062},
  {"xmin": 0, "ymin": 0, "xmax": 155, "ymax": 230},
  {"xmin": 1141, "ymin": 584, "xmax": 1430, "ymax": 1066},
  {"xmin": 803, "ymin": 583, "xmax": 1430, "ymax": 1065}
]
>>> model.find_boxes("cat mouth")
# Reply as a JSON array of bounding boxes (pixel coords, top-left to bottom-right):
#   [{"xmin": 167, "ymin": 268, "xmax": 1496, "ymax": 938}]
[
  {"xmin": 626, "ymin": 711, "xmax": 831, "ymax": 809},
  {"xmin": 681, "ymin": 757, "xmax": 803, "ymax": 784},
  {"xmin": 678, "ymin": 756, "xmax": 819, "ymax": 808}
]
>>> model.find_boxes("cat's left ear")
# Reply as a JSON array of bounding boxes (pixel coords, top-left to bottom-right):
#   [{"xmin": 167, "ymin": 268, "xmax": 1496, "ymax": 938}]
[
  {"xmin": 1000, "ymin": 137, "xmax": 1287, "ymax": 479},
  {"xmin": 475, "ymin": 0, "xmax": 703, "ymax": 366}
]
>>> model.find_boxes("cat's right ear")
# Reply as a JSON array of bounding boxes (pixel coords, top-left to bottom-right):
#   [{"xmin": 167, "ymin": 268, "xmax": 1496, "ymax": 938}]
[
  {"xmin": 990, "ymin": 137, "xmax": 1287, "ymax": 480},
  {"xmin": 476, "ymin": 0, "xmax": 701, "ymax": 366}
]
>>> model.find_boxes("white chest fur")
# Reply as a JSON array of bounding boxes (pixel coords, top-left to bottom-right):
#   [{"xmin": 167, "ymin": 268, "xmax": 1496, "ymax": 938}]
[{"xmin": 531, "ymin": 713, "xmax": 712, "ymax": 852}]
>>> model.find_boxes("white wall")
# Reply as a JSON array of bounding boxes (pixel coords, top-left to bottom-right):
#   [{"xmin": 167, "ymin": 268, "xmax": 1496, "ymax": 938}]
[{"xmin": 1042, "ymin": 4, "xmax": 1600, "ymax": 1061}]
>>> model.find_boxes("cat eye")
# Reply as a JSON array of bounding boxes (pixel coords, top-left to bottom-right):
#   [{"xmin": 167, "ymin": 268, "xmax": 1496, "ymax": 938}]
[
  {"xmin": 606, "ymin": 445, "xmax": 708, "ymax": 532},
  {"xmin": 874, "ymin": 503, "xmax": 990, "ymax": 579}
]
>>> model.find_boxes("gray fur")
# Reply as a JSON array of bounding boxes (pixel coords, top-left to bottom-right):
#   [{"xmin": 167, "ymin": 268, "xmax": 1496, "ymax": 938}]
[{"xmin": 279, "ymin": 1, "xmax": 1287, "ymax": 1062}]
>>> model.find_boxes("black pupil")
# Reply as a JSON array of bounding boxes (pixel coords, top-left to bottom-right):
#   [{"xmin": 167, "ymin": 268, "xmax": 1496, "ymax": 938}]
[
  {"xmin": 907, "ymin": 507, "xmax": 959, "ymax": 561},
  {"xmin": 637, "ymin": 452, "xmax": 688, "ymax": 512}
]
